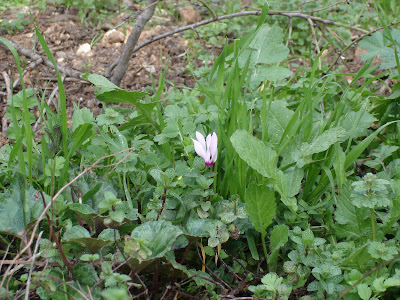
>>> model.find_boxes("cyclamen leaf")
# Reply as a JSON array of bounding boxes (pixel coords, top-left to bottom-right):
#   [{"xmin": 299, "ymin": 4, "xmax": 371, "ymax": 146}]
[
  {"xmin": 131, "ymin": 221, "xmax": 183, "ymax": 260},
  {"xmin": 0, "ymin": 176, "xmax": 44, "ymax": 237},
  {"xmin": 63, "ymin": 226, "xmax": 91, "ymax": 241},
  {"xmin": 245, "ymin": 182, "xmax": 276, "ymax": 238}
]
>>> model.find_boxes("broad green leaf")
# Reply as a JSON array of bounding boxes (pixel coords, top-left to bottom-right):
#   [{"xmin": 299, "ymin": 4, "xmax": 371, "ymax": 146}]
[
  {"xmin": 341, "ymin": 110, "xmax": 377, "ymax": 139},
  {"xmin": 85, "ymin": 73, "xmax": 120, "ymax": 91},
  {"xmin": 308, "ymin": 127, "xmax": 348, "ymax": 153},
  {"xmin": 65, "ymin": 228, "xmax": 120, "ymax": 253},
  {"xmin": 359, "ymin": 29, "xmax": 400, "ymax": 70},
  {"xmin": 68, "ymin": 123, "xmax": 93, "ymax": 158},
  {"xmin": 102, "ymin": 288, "xmax": 130, "ymax": 300},
  {"xmin": 72, "ymin": 107, "xmax": 95, "ymax": 131},
  {"xmin": 97, "ymin": 89, "xmax": 159, "ymax": 130},
  {"xmin": 245, "ymin": 182, "xmax": 276, "ymax": 237},
  {"xmin": 0, "ymin": 174, "xmax": 44, "ymax": 237},
  {"xmin": 357, "ymin": 283, "xmax": 372, "ymax": 300},
  {"xmin": 270, "ymin": 224, "xmax": 289, "ymax": 251},
  {"xmin": 359, "ymin": 31, "xmax": 391, "ymax": 60},
  {"xmin": 238, "ymin": 23, "xmax": 289, "ymax": 68},
  {"xmin": 273, "ymin": 170, "xmax": 299, "ymax": 211},
  {"xmin": 73, "ymin": 264, "xmax": 99, "ymax": 287},
  {"xmin": 8, "ymin": 88, "xmax": 37, "ymax": 108},
  {"xmin": 231, "ymin": 129, "xmax": 278, "ymax": 179},
  {"xmin": 97, "ymin": 89, "xmax": 148, "ymax": 104},
  {"xmin": 250, "ymin": 65, "xmax": 292, "ymax": 88},
  {"xmin": 268, "ymin": 224, "xmax": 289, "ymax": 272},
  {"xmin": 293, "ymin": 127, "xmax": 348, "ymax": 165},
  {"xmin": 334, "ymin": 185, "xmax": 371, "ymax": 241},
  {"xmin": 184, "ymin": 218, "xmax": 215, "ymax": 239},
  {"xmin": 130, "ymin": 220, "xmax": 183, "ymax": 259},
  {"xmin": 265, "ymin": 101, "xmax": 294, "ymax": 144},
  {"xmin": 98, "ymin": 229, "xmax": 120, "ymax": 241},
  {"xmin": 283, "ymin": 168, "xmax": 303, "ymax": 198},
  {"xmin": 63, "ymin": 225, "xmax": 91, "ymax": 241},
  {"xmin": 340, "ymin": 243, "xmax": 371, "ymax": 272}
]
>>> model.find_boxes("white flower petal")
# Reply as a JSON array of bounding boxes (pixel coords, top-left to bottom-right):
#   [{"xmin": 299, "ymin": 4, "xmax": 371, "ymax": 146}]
[
  {"xmin": 206, "ymin": 133, "xmax": 212, "ymax": 150},
  {"xmin": 196, "ymin": 131, "xmax": 206, "ymax": 150},
  {"xmin": 192, "ymin": 139, "xmax": 207, "ymax": 161},
  {"xmin": 209, "ymin": 132, "xmax": 218, "ymax": 163}
]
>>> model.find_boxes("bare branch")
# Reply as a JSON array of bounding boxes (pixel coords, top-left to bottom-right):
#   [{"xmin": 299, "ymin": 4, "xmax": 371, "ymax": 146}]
[
  {"xmin": 129, "ymin": 9, "xmax": 369, "ymax": 55},
  {"xmin": 110, "ymin": 0, "xmax": 159, "ymax": 85},
  {"xmin": 0, "ymin": 38, "xmax": 87, "ymax": 81}
]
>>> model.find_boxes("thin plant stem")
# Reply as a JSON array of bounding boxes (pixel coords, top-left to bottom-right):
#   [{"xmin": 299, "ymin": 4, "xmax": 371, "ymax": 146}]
[
  {"xmin": 261, "ymin": 234, "xmax": 268, "ymax": 263},
  {"xmin": 39, "ymin": 191, "xmax": 73, "ymax": 278},
  {"xmin": 156, "ymin": 187, "xmax": 168, "ymax": 220},
  {"xmin": 370, "ymin": 208, "xmax": 376, "ymax": 241}
]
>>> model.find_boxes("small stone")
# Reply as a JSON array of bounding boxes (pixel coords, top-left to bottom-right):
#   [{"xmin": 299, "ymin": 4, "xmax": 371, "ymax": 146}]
[
  {"xmin": 101, "ymin": 29, "xmax": 125, "ymax": 46},
  {"xmin": 144, "ymin": 65, "xmax": 156, "ymax": 73},
  {"xmin": 60, "ymin": 33, "xmax": 71, "ymax": 41},
  {"xmin": 178, "ymin": 6, "xmax": 201, "ymax": 25},
  {"xmin": 56, "ymin": 51, "xmax": 66, "ymax": 63},
  {"xmin": 76, "ymin": 43, "xmax": 93, "ymax": 56}
]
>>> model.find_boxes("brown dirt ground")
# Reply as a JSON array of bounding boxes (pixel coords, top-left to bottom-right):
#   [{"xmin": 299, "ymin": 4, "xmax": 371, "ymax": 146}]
[{"xmin": 0, "ymin": 3, "xmax": 211, "ymax": 146}]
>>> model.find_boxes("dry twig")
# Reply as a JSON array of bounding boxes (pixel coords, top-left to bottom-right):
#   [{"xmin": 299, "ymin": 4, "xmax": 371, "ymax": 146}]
[
  {"xmin": 0, "ymin": 38, "xmax": 86, "ymax": 81},
  {"xmin": 24, "ymin": 231, "xmax": 43, "ymax": 300}
]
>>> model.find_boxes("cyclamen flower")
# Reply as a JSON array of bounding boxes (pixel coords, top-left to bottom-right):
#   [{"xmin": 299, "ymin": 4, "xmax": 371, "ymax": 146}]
[{"xmin": 192, "ymin": 131, "xmax": 218, "ymax": 166}]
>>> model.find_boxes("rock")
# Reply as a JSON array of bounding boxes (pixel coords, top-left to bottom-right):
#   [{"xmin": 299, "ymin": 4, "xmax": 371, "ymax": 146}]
[
  {"xmin": 76, "ymin": 43, "xmax": 93, "ymax": 56},
  {"xmin": 178, "ymin": 6, "xmax": 201, "ymax": 25},
  {"xmin": 56, "ymin": 51, "xmax": 66, "ymax": 63},
  {"xmin": 101, "ymin": 29, "xmax": 125, "ymax": 46},
  {"xmin": 144, "ymin": 65, "xmax": 156, "ymax": 73}
]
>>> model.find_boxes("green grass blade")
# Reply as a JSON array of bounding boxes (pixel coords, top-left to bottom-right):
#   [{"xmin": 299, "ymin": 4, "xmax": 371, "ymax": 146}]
[
  {"xmin": 0, "ymin": 37, "xmax": 32, "ymax": 181},
  {"xmin": 34, "ymin": 26, "xmax": 68, "ymax": 157}
]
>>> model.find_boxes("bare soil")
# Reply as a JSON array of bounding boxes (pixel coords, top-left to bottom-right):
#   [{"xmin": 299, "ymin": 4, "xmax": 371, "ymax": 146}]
[{"xmin": 0, "ymin": 4, "xmax": 205, "ymax": 146}]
